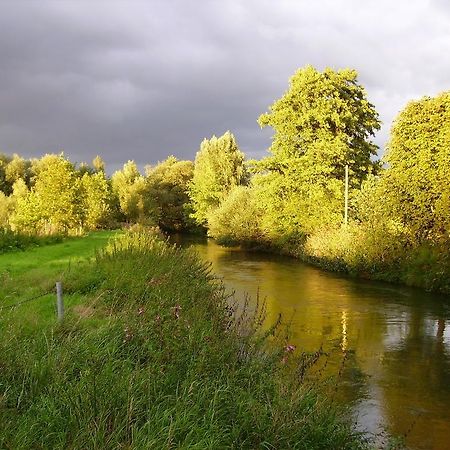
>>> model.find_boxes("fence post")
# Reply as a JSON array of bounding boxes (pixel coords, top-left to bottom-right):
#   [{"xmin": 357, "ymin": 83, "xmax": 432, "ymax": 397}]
[{"xmin": 56, "ymin": 281, "xmax": 64, "ymax": 321}]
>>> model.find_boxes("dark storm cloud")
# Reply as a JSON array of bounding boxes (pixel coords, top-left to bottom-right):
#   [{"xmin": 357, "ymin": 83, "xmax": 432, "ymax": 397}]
[{"xmin": 0, "ymin": 0, "xmax": 449, "ymax": 171}]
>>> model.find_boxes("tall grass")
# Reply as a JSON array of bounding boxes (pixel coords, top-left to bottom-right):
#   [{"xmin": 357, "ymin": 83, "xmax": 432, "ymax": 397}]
[
  {"xmin": 0, "ymin": 229, "xmax": 367, "ymax": 449},
  {"xmin": 0, "ymin": 228, "xmax": 64, "ymax": 254}
]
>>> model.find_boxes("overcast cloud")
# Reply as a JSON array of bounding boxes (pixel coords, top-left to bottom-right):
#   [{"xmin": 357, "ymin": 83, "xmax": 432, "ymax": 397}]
[{"xmin": 0, "ymin": 0, "xmax": 449, "ymax": 171}]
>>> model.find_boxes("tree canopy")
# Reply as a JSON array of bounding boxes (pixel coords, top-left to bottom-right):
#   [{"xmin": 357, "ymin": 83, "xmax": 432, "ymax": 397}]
[
  {"xmin": 382, "ymin": 91, "xmax": 450, "ymax": 241},
  {"xmin": 146, "ymin": 156, "xmax": 195, "ymax": 231},
  {"xmin": 189, "ymin": 131, "xmax": 247, "ymax": 226},
  {"xmin": 255, "ymin": 66, "xmax": 381, "ymax": 234}
]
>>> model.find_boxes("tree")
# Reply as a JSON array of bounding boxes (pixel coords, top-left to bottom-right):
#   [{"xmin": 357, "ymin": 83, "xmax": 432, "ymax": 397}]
[
  {"xmin": 189, "ymin": 131, "xmax": 247, "ymax": 226},
  {"xmin": 111, "ymin": 160, "xmax": 156, "ymax": 224},
  {"xmin": 12, "ymin": 154, "xmax": 81, "ymax": 234},
  {"xmin": 0, "ymin": 192, "xmax": 10, "ymax": 228},
  {"xmin": 146, "ymin": 156, "xmax": 195, "ymax": 231},
  {"xmin": 5, "ymin": 153, "xmax": 29, "ymax": 187},
  {"xmin": 80, "ymin": 171, "xmax": 112, "ymax": 229},
  {"xmin": 0, "ymin": 153, "xmax": 12, "ymax": 195},
  {"xmin": 256, "ymin": 66, "xmax": 380, "ymax": 234},
  {"xmin": 382, "ymin": 91, "xmax": 450, "ymax": 242}
]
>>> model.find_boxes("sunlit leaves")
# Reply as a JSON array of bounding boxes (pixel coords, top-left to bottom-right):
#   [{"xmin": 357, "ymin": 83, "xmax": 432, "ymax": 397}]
[
  {"xmin": 383, "ymin": 91, "xmax": 450, "ymax": 242},
  {"xmin": 189, "ymin": 131, "xmax": 247, "ymax": 226}
]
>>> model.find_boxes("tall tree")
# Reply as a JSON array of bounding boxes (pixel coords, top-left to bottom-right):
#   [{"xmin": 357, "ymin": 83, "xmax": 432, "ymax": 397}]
[
  {"xmin": 80, "ymin": 171, "xmax": 113, "ymax": 229},
  {"xmin": 382, "ymin": 91, "xmax": 450, "ymax": 242},
  {"xmin": 92, "ymin": 155, "xmax": 105, "ymax": 173},
  {"xmin": 256, "ymin": 66, "xmax": 380, "ymax": 234},
  {"xmin": 0, "ymin": 153, "xmax": 12, "ymax": 195},
  {"xmin": 189, "ymin": 131, "xmax": 247, "ymax": 226}
]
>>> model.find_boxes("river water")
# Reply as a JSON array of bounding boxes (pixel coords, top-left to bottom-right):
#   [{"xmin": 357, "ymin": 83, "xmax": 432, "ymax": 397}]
[{"xmin": 172, "ymin": 235, "xmax": 450, "ymax": 450}]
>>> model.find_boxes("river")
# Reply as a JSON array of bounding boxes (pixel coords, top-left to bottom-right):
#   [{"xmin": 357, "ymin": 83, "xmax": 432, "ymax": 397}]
[{"xmin": 172, "ymin": 235, "xmax": 450, "ymax": 450}]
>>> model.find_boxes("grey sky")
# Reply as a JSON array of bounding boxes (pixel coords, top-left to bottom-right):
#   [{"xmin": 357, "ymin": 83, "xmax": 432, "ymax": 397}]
[{"xmin": 0, "ymin": 0, "xmax": 449, "ymax": 172}]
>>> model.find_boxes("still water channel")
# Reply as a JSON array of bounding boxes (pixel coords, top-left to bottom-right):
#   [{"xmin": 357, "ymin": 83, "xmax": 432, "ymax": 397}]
[{"xmin": 172, "ymin": 235, "xmax": 450, "ymax": 450}]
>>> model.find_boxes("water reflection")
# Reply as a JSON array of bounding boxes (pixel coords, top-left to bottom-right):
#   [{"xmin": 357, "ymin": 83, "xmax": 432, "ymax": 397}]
[{"xmin": 172, "ymin": 235, "xmax": 450, "ymax": 450}]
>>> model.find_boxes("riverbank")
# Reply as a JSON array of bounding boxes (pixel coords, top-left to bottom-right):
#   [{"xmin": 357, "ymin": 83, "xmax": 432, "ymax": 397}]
[
  {"xmin": 0, "ymin": 229, "xmax": 368, "ymax": 449},
  {"xmin": 211, "ymin": 227, "xmax": 450, "ymax": 296}
]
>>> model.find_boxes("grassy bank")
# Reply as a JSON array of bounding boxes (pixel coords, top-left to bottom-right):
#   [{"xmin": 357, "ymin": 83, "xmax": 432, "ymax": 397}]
[
  {"xmin": 0, "ymin": 229, "xmax": 65, "ymax": 254},
  {"xmin": 0, "ymin": 230, "xmax": 119, "ymax": 313},
  {"xmin": 212, "ymin": 227, "xmax": 450, "ymax": 296},
  {"xmin": 265, "ymin": 227, "xmax": 450, "ymax": 296},
  {"xmin": 0, "ymin": 229, "xmax": 367, "ymax": 449}
]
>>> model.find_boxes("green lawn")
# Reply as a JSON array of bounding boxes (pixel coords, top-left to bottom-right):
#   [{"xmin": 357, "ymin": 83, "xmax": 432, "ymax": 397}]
[{"xmin": 0, "ymin": 230, "xmax": 119, "ymax": 324}]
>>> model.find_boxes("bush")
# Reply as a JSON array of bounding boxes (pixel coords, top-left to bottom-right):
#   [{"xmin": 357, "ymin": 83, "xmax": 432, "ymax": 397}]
[
  {"xmin": 208, "ymin": 186, "xmax": 266, "ymax": 246},
  {"xmin": 0, "ymin": 229, "xmax": 64, "ymax": 254}
]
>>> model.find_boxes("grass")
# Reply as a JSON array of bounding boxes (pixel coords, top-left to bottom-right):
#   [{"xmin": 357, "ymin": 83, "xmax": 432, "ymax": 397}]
[
  {"xmin": 0, "ymin": 228, "xmax": 368, "ymax": 449},
  {"xmin": 0, "ymin": 229, "xmax": 65, "ymax": 254},
  {"xmin": 0, "ymin": 230, "xmax": 120, "ymax": 329}
]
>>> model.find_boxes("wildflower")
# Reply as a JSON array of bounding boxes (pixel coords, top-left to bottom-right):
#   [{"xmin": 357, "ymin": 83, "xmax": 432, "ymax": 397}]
[
  {"xmin": 155, "ymin": 315, "xmax": 161, "ymax": 325},
  {"xmin": 281, "ymin": 344, "xmax": 296, "ymax": 364},
  {"xmin": 285, "ymin": 344, "xmax": 296, "ymax": 353},
  {"xmin": 137, "ymin": 307, "xmax": 145, "ymax": 316}
]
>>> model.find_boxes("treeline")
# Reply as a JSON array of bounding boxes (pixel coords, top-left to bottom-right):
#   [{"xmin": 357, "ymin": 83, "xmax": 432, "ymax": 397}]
[
  {"xmin": 0, "ymin": 154, "xmax": 197, "ymax": 235},
  {"xmin": 1, "ymin": 65, "xmax": 448, "ymax": 292}
]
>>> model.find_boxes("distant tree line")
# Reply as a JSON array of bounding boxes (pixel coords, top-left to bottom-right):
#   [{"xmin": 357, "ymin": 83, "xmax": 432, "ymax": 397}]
[{"xmin": 0, "ymin": 153, "xmax": 196, "ymax": 234}]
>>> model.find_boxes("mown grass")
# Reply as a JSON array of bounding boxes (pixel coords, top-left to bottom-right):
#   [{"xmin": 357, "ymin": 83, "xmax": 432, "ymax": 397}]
[{"xmin": 0, "ymin": 229, "xmax": 368, "ymax": 449}]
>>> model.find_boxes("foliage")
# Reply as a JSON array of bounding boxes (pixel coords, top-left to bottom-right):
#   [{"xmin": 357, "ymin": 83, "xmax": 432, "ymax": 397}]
[
  {"xmin": 382, "ymin": 91, "xmax": 450, "ymax": 242},
  {"xmin": 146, "ymin": 156, "xmax": 196, "ymax": 232},
  {"xmin": 0, "ymin": 230, "xmax": 367, "ymax": 449},
  {"xmin": 111, "ymin": 160, "xmax": 157, "ymax": 224},
  {"xmin": 80, "ymin": 171, "xmax": 112, "ymax": 229},
  {"xmin": 11, "ymin": 154, "xmax": 82, "ymax": 234},
  {"xmin": 256, "ymin": 66, "xmax": 380, "ymax": 234},
  {"xmin": 189, "ymin": 131, "xmax": 247, "ymax": 226},
  {"xmin": 0, "ymin": 228, "xmax": 64, "ymax": 254},
  {"xmin": 92, "ymin": 155, "xmax": 105, "ymax": 172},
  {"xmin": 208, "ymin": 185, "xmax": 266, "ymax": 245},
  {"xmin": 258, "ymin": 66, "xmax": 380, "ymax": 182},
  {"xmin": 0, "ymin": 192, "xmax": 11, "ymax": 228}
]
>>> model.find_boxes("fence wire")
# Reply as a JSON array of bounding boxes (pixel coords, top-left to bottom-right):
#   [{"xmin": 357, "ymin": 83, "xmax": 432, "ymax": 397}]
[{"xmin": 0, "ymin": 290, "xmax": 53, "ymax": 311}]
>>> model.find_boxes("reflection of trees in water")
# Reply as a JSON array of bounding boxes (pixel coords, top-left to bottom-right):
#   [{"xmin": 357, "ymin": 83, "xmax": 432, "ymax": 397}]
[{"xmin": 379, "ymin": 311, "xmax": 450, "ymax": 450}]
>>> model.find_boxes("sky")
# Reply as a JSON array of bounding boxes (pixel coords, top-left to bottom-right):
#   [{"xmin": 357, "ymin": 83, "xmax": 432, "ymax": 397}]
[{"xmin": 0, "ymin": 0, "xmax": 449, "ymax": 172}]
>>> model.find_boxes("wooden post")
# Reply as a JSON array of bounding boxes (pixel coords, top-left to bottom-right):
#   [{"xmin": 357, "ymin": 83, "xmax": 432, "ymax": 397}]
[
  {"xmin": 344, "ymin": 164, "xmax": 349, "ymax": 226},
  {"xmin": 56, "ymin": 281, "xmax": 64, "ymax": 321}
]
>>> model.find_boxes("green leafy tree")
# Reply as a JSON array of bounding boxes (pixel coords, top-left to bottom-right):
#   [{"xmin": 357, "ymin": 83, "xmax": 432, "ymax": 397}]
[
  {"xmin": 382, "ymin": 91, "xmax": 450, "ymax": 242},
  {"xmin": 146, "ymin": 156, "xmax": 195, "ymax": 231},
  {"xmin": 189, "ymin": 131, "xmax": 247, "ymax": 225},
  {"xmin": 0, "ymin": 192, "xmax": 10, "ymax": 228},
  {"xmin": 5, "ymin": 154, "xmax": 30, "ymax": 187},
  {"xmin": 0, "ymin": 154, "xmax": 12, "ymax": 195},
  {"xmin": 13, "ymin": 154, "xmax": 81, "ymax": 234},
  {"xmin": 111, "ymin": 160, "xmax": 156, "ymax": 224},
  {"xmin": 80, "ymin": 171, "xmax": 113, "ymax": 229},
  {"xmin": 256, "ymin": 66, "xmax": 380, "ymax": 234}
]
